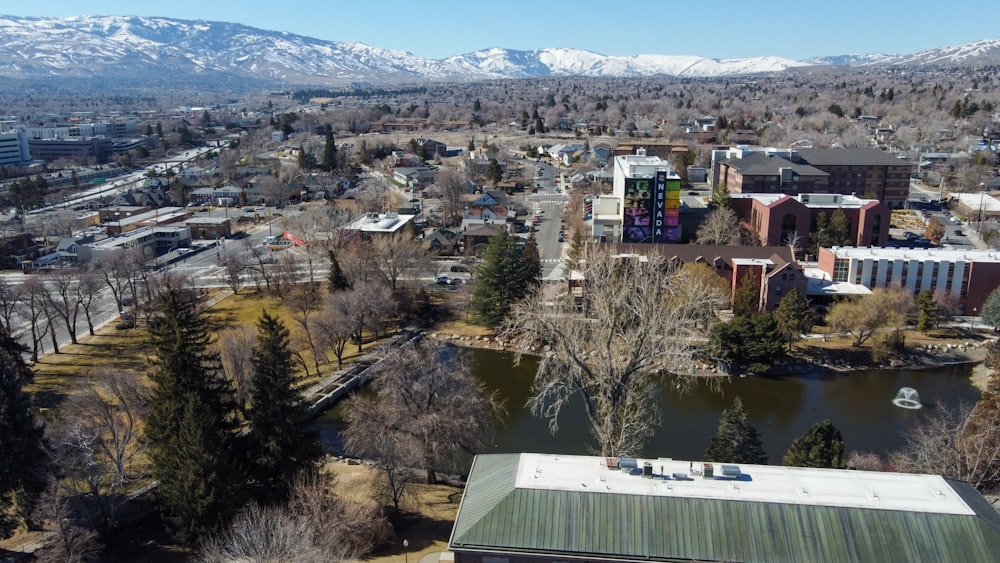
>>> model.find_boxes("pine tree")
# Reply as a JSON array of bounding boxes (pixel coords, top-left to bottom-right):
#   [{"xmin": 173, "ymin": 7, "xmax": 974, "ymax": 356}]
[
  {"xmin": 705, "ymin": 397, "xmax": 768, "ymax": 464},
  {"xmin": 246, "ymin": 311, "xmax": 321, "ymax": 505},
  {"xmin": 519, "ymin": 233, "xmax": 542, "ymax": 290},
  {"xmin": 782, "ymin": 420, "xmax": 846, "ymax": 468},
  {"xmin": 829, "ymin": 208, "xmax": 850, "ymax": 246},
  {"xmin": 981, "ymin": 287, "xmax": 1000, "ymax": 331},
  {"xmin": 145, "ymin": 285, "xmax": 244, "ymax": 544},
  {"xmin": 564, "ymin": 229, "xmax": 585, "ymax": 273},
  {"xmin": 731, "ymin": 269, "xmax": 760, "ymax": 317},
  {"xmin": 0, "ymin": 330, "xmax": 47, "ymax": 539},
  {"xmin": 328, "ymin": 250, "xmax": 351, "ymax": 292},
  {"xmin": 320, "ymin": 124, "xmax": 337, "ymax": 172},
  {"xmin": 774, "ymin": 288, "xmax": 813, "ymax": 351},
  {"xmin": 470, "ymin": 231, "xmax": 523, "ymax": 327},
  {"xmin": 916, "ymin": 289, "xmax": 937, "ymax": 333}
]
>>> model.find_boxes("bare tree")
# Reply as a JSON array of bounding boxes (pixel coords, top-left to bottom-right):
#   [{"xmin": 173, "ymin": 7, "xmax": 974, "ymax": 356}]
[
  {"xmin": 370, "ymin": 232, "xmax": 431, "ymax": 290},
  {"xmin": 0, "ymin": 277, "xmax": 24, "ymax": 337},
  {"xmin": 504, "ymin": 246, "xmax": 728, "ymax": 457},
  {"xmin": 198, "ymin": 472, "xmax": 391, "ymax": 562},
  {"xmin": 285, "ymin": 284, "xmax": 324, "ymax": 374},
  {"xmin": 216, "ymin": 326, "xmax": 256, "ymax": 414},
  {"xmin": 22, "ymin": 276, "xmax": 55, "ymax": 358},
  {"xmin": 49, "ymin": 368, "xmax": 145, "ymax": 540},
  {"xmin": 43, "ymin": 268, "xmax": 82, "ymax": 345},
  {"xmin": 75, "ymin": 271, "xmax": 102, "ymax": 337},
  {"xmin": 314, "ymin": 291, "xmax": 358, "ymax": 369},
  {"xmin": 432, "ymin": 168, "xmax": 468, "ymax": 227},
  {"xmin": 31, "ymin": 486, "xmax": 101, "ymax": 563},
  {"xmin": 353, "ymin": 280, "xmax": 395, "ymax": 352},
  {"xmin": 343, "ymin": 340, "xmax": 503, "ymax": 485},
  {"xmin": 695, "ymin": 206, "xmax": 743, "ymax": 245}
]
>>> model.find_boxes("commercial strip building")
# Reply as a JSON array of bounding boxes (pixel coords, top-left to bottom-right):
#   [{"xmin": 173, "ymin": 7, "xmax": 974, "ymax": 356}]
[
  {"xmin": 75, "ymin": 225, "xmax": 191, "ymax": 262},
  {"xmin": 714, "ymin": 147, "xmax": 913, "ymax": 209},
  {"xmin": 817, "ymin": 246, "xmax": 1000, "ymax": 315},
  {"xmin": 729, "ymin": 193, "xmax": 890, "ymax": 249},
  {"xmin": 450, "ymin": 453, "xmax": 1000, "ymax": 562}
]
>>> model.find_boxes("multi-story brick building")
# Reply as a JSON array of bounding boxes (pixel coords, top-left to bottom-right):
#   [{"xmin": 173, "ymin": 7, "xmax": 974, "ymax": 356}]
[
  {"xmin": 716, "ymin": 147, "xmax": 913, "ymax": 209},
  {"xmin": 730, "ymin": 193, "xmax": 890, "ymax": 249}
]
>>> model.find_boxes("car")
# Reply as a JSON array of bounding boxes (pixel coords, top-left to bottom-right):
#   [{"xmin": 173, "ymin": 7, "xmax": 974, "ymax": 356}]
[
  {"xmin": 558, "ymin": 234, "xmax": 565, "ymax": 242},
  {"xmin": 954, "ymin": 229, "xmax": 963, "ymax": 235},
  {"xmin": 688, "ymin": 191, "xmax": 699, "ymax": 196},
  {"xmin": 243, "ymin": 207, "xmax": 255, "ymax": 212},
  {"xmin": 177, "ymin": 248, "xmax": 191, "ymax": 255},
  {"xmin": 435, "ymin": 275, "xmax": 451, "ymax": 285},
  {"xmin": 951, "ymin": 217, "xmax": 962, "ymax": 225}
]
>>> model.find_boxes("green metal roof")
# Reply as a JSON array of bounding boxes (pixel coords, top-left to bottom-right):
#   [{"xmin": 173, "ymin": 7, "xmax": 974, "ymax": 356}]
[{"xmin": 450, "ymin": 454, "xmax": 1000, "ymax": 562}]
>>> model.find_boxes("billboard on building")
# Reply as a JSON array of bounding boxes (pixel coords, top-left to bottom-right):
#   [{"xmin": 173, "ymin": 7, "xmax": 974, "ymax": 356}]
[{"xmin": 623, "ymin": 178, "xmax": 652, "ymax": 242}]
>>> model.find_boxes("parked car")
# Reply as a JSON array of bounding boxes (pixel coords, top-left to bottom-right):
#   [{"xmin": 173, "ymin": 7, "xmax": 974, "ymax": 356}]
[
  {"xmin": 435, "ymin": 275, "xmax": 451, "ymax": 285},
  {"xmin": 954, "ymin": 229, "xmax": 963, "ymax": 235}
]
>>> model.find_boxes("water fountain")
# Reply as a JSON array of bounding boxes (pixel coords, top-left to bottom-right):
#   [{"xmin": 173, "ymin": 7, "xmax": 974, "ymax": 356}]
[{"xmin": 892, "ymin": 387, "xmax": 922, "ymax": 409}]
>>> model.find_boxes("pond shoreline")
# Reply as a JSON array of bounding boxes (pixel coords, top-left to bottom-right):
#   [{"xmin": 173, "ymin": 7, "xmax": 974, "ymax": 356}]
[{"xmin": 428, "ymin": 330, "xmax": 996, "ymax": 392}]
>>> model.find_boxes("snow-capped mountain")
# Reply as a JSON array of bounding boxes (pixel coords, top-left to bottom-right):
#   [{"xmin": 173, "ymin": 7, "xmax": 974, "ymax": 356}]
[
  {"xmin": 0, "ymin": 15, "xmax": 997, "ymax": 88},
  {"xmin": 0, "ymin": 15, "xmax": 806, "ymax": 85}
]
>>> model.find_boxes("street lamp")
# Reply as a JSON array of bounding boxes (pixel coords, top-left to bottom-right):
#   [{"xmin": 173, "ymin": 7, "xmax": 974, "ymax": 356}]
[
  {"xmin": 402, "ymin": 539, "xmax": 409, "ymax": 563},
  {"xmin": 973, "ymin": 307, "xmax": 978, "ymax": 331}
]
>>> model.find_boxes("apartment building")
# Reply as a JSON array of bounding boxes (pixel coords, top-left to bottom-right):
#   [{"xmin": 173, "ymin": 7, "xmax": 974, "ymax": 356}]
[
  {"xmin": 613, "ymin": 148, "xmax": 683, "ymax": 243},
  {"xmin": 716, "ymin": 147, "xmax": 913, "ymax": 209},
  {"xmin": 730, "ymin": 193, "xmax": 890, "ymax": 248},
  {"xmin": 817, "ymin": 246, "xmax": 1000, "ymax": 315}
]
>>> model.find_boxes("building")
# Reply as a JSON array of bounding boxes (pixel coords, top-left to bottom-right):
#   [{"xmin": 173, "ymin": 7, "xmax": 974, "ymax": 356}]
[
  {"xmin": 449, "ymin": 452, "xmax": 1000, "ymax": 563},
  {"xmin": 77, "ymin": 225, "xmax": 191, "ymax": 262},
  {"xmin": 340, "ymin": 211, "xmax": 416, "ymax": 240},
  {"xmin": 613, "ymin": 149, "xmax": 683, "ymax": 243},
  {"xmin": 730, "ymin": 193, "xmax": 890, "ymax": 248},
  {"xmin": 798, "ymin": 148, "xmax": 913, "ymax": 209},
  {"xmin": 614, "ymin": 243, "xmax": 806, "ymax": 311},
  {"xmin": 817, "ymin": 246, "xmax": 1000, "ymax": 315},
  {"xmin": 27, "ymin": 137, "xmax": 113, "ymax": 164},
  {"xmin": 0, "ymin": 129, "xmax": 31, "ymax": 166},
  {"xmin": 715, "ymin": 147, "xmax": 913, "ymax": 209}
]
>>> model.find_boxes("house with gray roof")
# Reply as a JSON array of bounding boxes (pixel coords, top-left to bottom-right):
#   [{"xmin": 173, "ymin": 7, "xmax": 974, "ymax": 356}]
[{"xmin": 450, "ymin": 453, "xmax": 1000, "ymax": 563}]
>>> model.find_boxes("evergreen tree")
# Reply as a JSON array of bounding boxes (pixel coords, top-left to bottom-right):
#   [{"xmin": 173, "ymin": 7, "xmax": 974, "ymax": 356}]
[
  {"xmin": 809, "ymin": 211, "xmax": 831, "ymax": 254},
  {"xmin": 710, "ymin": 182, "xmax": 730, "ymax": 210},
  {"xmin": 774, "ymin": 288, "xmax": 813, "ymax": 351},
  {"xmin": 486, "ymin": 158, "xmax": 503, "ymax": 185},
  {"xmin": 470, "ymin": 231, "xmax": 524, "ymax": 327},
  {"xmin": 782, "ymin": 420, "xmax": 847, "ymax": 468},
  {"xmin": 246, "ymin": 312, "xmax": 322, "ymax": 505},
  {"xmin": 328, "ymin": 250, "xmax": 351, "ymax": 292},
  {"xmin": 564, "ymin": 229, "xmax": 585, "ymax": 273},
  {"xmin": 731, "ymin": 269, "xmax": 760, "ymax": 317},
  {"xmin": 981, "ymin": 286, "xmax": 1000, "ymax": 331},
  {"xmin": 320, "ymin": 124, "xmax": 337, "ymax": 172},
  {"xmin": 829, "ymin": 208, "xmax": 850, "ymax": 246},
  {"xmin": 518, "ymin": 233, "xmax": 542, "ymax": 290},
  {"xmin": 145, "ymin": 285, "xmax": 244, "ymax": 545},
  {"xmin": 705, "ymin": 397, "xmax": 768, "ymax": 464},
  {"xmin": 0, "ymin": 330, "xmax": 47, "ymax": 539},
  {"xmin": 916, "ymin": 289, "xmax": 937, "ymax": 333},
  {"xmin": 707, "ymin": 313, "xmax": 785, "ymax": 375}
]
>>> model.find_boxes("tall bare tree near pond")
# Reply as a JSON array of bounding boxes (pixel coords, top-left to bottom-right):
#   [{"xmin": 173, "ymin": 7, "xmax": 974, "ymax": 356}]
[{"xmin": 505, "ymin": 246, "xmax": 728, "ymax": 457}]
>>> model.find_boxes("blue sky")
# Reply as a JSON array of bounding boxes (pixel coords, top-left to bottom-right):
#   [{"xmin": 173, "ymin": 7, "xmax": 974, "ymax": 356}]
[{"xmin": 7, "ymin": 0, "xmax": 1000, "ymax": 61}]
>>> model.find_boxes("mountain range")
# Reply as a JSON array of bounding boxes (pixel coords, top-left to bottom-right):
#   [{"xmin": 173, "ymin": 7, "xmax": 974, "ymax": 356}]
[{"xmin": 1, "ymin": 15, "xmax": 999, "ymax": 87}]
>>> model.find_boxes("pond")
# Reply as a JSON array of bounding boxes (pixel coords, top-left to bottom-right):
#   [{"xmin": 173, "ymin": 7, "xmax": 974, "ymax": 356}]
[{"xmin": 315, "ymin": 347, "xmax": 982, "ymax": 464}]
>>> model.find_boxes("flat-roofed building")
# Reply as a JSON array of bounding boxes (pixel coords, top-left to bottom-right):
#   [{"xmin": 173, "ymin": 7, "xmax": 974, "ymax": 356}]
[
  {"xmin": 730, "ymin": 192, "xmax": 890, "ymax": 248},
  {"xmin": 450, "ymin": 452, "xmax": 1000, "ymax": 563},
  {"xmin": 817, "ymin": 246, "xmax": 1000, "ymax": 315},
  {"xmin": 77, "ymin": 225, "xmax": 191, "ymax": 262},
  {"xmin": 340, "ymin": 211, "xmax": 415, "ymax": 240},
  {"xmin": 613, "ymin": 148, "xmax": 682, "ymax": 243}
]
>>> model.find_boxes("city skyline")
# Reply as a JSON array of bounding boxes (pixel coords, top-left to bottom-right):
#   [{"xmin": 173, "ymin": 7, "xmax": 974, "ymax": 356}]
[{"xmin": 7, "ymin": 0, "xmax": 1000, "ymax": 62}]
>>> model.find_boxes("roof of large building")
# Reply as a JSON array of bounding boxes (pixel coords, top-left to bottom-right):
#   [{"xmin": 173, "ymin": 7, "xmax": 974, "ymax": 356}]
[
  {"xmin": 450, "ymin": 453, "xmax": 1000, "ymax": 563},
  {"xmin": 614, "ymin": 243, "xmax": 797, "ymax": 269},
  {"xmin": 720, "ymin": 152, "xmax": 828, "ymax": 177},
  {"xmin": 823, "ymin": 246, "xmax": 1000, "ymax": 263},
  {"xmin": 340, "ymin": 211, "xmax": 414, "ymax": 234},
  {"xmin": 798, "ymin": 147, "xmax": 912, "ymax": 167},
  {"xmin": 950, "ymin": 191, "xmax": 1000, "ymax": 213},
  {"xmin": 731, "ymin": 192, "xmax": 881, "ymax": 209}
]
